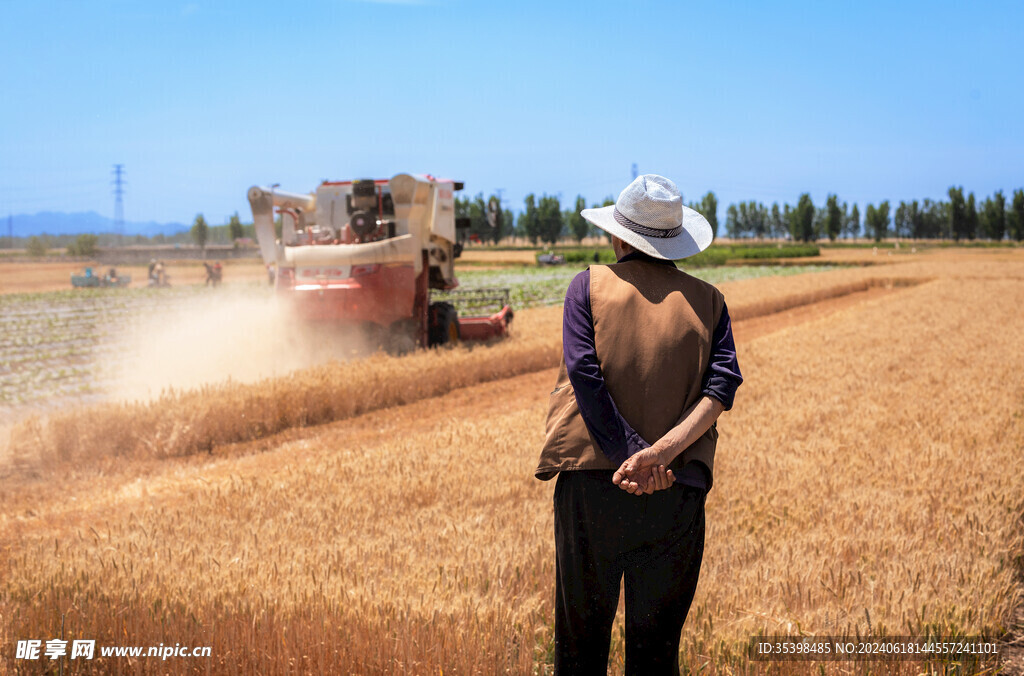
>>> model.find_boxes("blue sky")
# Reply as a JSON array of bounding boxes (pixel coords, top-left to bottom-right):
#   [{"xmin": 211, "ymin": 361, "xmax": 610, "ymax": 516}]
[{"xmin": 1, "ymin": 0, "xmax": 1021, "ymax": 226}]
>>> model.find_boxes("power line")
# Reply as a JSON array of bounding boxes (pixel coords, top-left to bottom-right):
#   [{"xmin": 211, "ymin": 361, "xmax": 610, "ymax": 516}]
[{"xmin": 112, "ymin": 164, "xmax": 125, "ymax": 241}]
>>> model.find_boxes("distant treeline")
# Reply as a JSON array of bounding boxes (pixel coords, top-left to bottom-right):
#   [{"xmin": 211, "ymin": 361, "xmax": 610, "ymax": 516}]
[
  {"xmin": 3, "ymin": 215, "xmax": 257, "ymax": 256},
  {"xmin": 7, "ymin": 187, "xmax": 1023, "ymax": 257},
  {"xmin": 455, "ymin": 193, "xmax": 721, "ymax": 246},
  {"xmin": 458, "ymin": 187, "xmax": 1024, "ymax": 244}
]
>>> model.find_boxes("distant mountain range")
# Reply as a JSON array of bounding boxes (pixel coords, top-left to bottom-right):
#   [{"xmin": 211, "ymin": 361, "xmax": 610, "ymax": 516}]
[{"xmin": 6, "ymin": 211, "xmax": 189, "ymax": 237}]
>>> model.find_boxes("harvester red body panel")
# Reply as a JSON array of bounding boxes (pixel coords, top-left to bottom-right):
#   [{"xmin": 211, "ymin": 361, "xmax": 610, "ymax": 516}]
[
  {"xmin": 284, "ymin": 263, "xmax": 416, "ymax": 325},
  {"xmin": 248, "ymin": 174, "xmax": 511, "ymax": 349}
]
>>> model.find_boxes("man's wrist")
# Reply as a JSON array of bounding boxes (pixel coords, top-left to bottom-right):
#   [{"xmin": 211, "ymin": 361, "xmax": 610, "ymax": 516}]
[{"xmin": 649, "ymin": 443, "xmax": 674, "ymax": 467}]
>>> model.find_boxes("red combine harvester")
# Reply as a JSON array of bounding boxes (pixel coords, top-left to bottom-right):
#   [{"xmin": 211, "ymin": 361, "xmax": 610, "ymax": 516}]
[{"xmin": 247, "ymin": 174, "xmax": 512, "ymax": 351}]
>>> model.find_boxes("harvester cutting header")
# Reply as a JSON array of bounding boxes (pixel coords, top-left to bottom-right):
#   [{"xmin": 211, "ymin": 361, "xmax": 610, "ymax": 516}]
[{"xmin": 247, "ymin": 174, "xmax": 512, "ymax": 352}]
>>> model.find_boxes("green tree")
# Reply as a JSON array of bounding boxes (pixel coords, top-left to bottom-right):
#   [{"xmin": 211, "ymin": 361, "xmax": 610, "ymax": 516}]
[
  {"xmin": 520, "ymin": 194, "xmax": 540, "ymax": 244},
  {"xmin": 907, "ymin": 200, "xmax": 923, "ymax": 239},
  {"xmin": 466, "ymin": 193, "xmax": 488, "ymax": 242},
  {"xmin": 992, "ymin": 191, "xmax": 1007, "ymax": 241},
  {"xmin": 727, "ymin": 201, "xmax": 766, "ymax": 239},
  {"xmin": 846, "ymin": 203, "xmax": 860, "ymax": 239},
  {"xmin": 726, "ymin": 204, "xmax": 740, "ymax": 238},
  {"xmin": 865, "ymin": 201, "xmax": 891, "ymax": 242},
  {"xmin": 67, "ymin": 233, "xmax": 99, "ymax": 257},
  {"xmin": 769, "ymin": 203, "xmax": 784, "ymax": 239},
  {"xmin": 569, "ymin": 196, "xmax": 588, "ymax": 242},
  {"xmin": 812, "ymin": 206, "xmax": 827, "ymax": 240},
  {"xmin": 792, "ymin": 194, "xmax": 815, "ymax": 242},
  {"xmin": 228, "ymin": 212, "xmax": 244, "ymax": 242},
  {"xmin": 903, "ymin": 200, "xmax": 924, "ymax": 240},
  {"xmin": 191, "ymin": 214, "xmax": 209, "ymax": 251},
  {"xmin": 700, "ymin": 191, "xmax": 718, "ymax": 237},
  {"xmin": 738, "ymin": 203, "xmax": 750, "ymax": 238},
  {"xmin": 502, "ymin": 208, "xmax": 515, "ymax": 242},
  {"xmin": 878, "ymin": 201, "xmax": 891, "ymax": 241},
  {"xmin": 26, "ymin": 235, "xmax": 47, "ymax": 257},
  {"xmin": 538, "ymin": 195, "xmax": 563, "ymax": 245},
  {"xmin": 921, "ymin": 199, "xmax": 946, "ymax": 239},
  {"xmin": 980, "ymin": 191, "xmax": 1006, "ymax": 241},
  {"xmin": 947, "ymin": 186, "xmax": 966, "ymax": 241},
  {"xmin": 1009, "ymin": 189, "xmax": 1024, "ymax": 242},
  {"xmin": 894, "ymin": 201, "xmax": 909, "ymax": 239},
  {"xmin": 753, "ymin": 202, "xmax": 769, "ymax": 239},
  {"xmin": 825, "ymin": 194, "xmax": 843, "ymax": 241},
  {"xmin": 965, "ymin": 192, "xmax": 978, "ymax": 240}
]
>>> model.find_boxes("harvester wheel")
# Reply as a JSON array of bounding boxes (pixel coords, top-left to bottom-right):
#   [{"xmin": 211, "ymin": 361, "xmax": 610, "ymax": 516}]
[
  {"xmin": 428, "ymin": 302, "xmax": 460, "ymax": 347},
  {"xmin": 387, "ymin": 319, "xmax": 418, "ymax": 355}
]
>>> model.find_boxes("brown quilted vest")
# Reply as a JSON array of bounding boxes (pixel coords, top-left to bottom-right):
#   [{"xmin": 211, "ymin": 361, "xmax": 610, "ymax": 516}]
[{"xmin": 535, "ymin": 259, "xmax": 724, "ymax": 488}]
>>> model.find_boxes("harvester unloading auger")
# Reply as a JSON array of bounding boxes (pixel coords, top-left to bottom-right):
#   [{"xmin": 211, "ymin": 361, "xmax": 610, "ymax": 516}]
[{"xmin": 247, "ymin": 174, "xmax": 513, "ymax": 352}]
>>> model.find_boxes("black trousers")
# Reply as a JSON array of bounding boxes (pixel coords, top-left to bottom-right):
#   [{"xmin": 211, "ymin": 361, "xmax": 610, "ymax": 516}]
[{"xmin": 553, "ymin": 470, "xmax": 706, "ymax": 676}]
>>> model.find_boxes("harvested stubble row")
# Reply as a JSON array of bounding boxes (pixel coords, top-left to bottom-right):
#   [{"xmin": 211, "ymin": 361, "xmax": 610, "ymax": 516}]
[
  {"xmin": 2, "ymin": 265, "xmax": 1023, "ymax": 674},
  {"xmin": 6, "ymin": 307, "xmax": 564, "ymax": 464},
  {"xmin": 7, "ymin": 262, "xmax": 936, "ymax": 468}
]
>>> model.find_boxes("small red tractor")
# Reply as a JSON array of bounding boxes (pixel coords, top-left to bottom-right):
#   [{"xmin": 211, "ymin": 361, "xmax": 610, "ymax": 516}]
[{"xmin": 247, "ymin": 174, "xmax": 512, "ymax": 351}]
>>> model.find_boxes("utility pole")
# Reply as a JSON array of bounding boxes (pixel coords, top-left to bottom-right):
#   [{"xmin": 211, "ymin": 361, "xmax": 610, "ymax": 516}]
[
  {"xmin": 631, "ymin": 163, "xmax": 638, "ymax": 180},
  {"xmin": 7, "ymin": 213, "xmax": 12, "ymax": 250},
  {"xmin": 112, "ymin": 164, "xmax": 125, "ymax": 244}
]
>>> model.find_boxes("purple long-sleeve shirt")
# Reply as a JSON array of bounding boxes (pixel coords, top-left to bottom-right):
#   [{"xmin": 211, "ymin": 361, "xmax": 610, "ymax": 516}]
[{"xmin": 562, "ymin": 251, "xmax": 743, "ymax": 491}]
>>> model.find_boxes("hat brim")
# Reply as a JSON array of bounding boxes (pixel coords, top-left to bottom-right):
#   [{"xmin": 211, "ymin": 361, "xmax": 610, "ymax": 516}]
[{"xmin": 580, "ymin": 205, "xmax": 713, "ymax": 260}]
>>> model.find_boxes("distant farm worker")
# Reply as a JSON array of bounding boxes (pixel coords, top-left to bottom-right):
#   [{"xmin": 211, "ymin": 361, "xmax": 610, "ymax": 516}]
[
  {"xmin": 213, "ymin": 261, "xmax": 223, "ymax": 287},
  {"xmin": 203, "ymin": 262, "xmax": 214, "ymax": 286},
  {"xmin": 535, "ymin": 174, "xmax": 742, "ymax": 674},
  {"xmin": 153, "ymin": 260, "xmax": 166, "ymax": 286}
]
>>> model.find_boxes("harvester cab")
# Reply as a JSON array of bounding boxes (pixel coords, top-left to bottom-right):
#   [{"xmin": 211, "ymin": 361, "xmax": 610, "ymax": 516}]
[{"xmin": 247, "ymin": 174, "xmax": 512, "ymax": 351}]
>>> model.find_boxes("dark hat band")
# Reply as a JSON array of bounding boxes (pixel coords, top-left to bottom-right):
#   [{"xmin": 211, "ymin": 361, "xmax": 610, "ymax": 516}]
[{"xmin": 613, "ymin": 208, "xmax": 682, "ymax": 238}]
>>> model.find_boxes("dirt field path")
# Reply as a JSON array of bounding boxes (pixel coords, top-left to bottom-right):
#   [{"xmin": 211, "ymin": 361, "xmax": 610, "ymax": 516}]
[{"xmin": 0, "ymin": 260, "xmax": 271, "ymax": 294}]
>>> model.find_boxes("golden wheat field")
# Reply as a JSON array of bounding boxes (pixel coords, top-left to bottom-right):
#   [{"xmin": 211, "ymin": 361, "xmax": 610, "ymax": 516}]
[{"xmin": 2, "ymin": 249, "xmax": 1023, "ymax": 674}]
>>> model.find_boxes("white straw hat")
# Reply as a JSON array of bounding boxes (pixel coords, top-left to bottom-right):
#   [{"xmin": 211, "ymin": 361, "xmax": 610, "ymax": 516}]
[{"xmin": 581, "ymin": 174, "xmax": 713, "ymax": 260}]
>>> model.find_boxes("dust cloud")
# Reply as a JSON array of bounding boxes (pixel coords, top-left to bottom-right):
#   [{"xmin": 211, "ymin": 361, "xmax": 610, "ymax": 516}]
[{"xmin": 107, "ymin": 289, "xmax": 375, "ymax": 402}]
